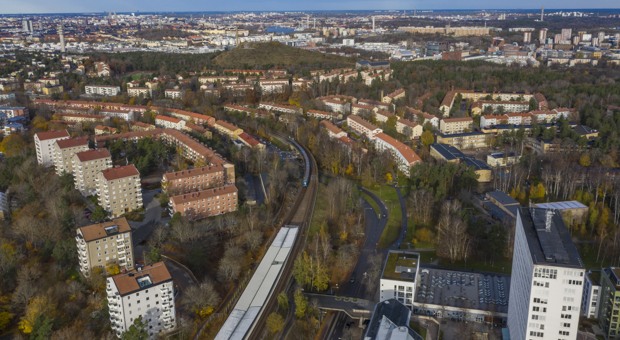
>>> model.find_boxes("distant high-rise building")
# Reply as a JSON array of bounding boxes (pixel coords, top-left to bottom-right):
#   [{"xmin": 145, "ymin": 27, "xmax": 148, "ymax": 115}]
[
  {"xmin": 598, "ymin": 31, "xmax": 606, "ymax": 43},
  {"xmin": 372, "ymin": 16, "xmax": 376, "ymax": 32},
  {"xmin": 523, "ymin": 31, "xmax": 532, "ymax": 43},
  {"xmin": 22, "ymin": 20, "xmax": 33, "ymax": 33},
  {"xmin": 561, "ymin": 28, "xmax": 573, "ymax": 42},
  {"xmin": 58, "ymin": 24, "xmax": 65, "ymax": 53},
  {"xmin": 507, "ymin": 208, "xmax": 585, "ymax": 340},
  {"xmin": 539, "ymin": 28, "xmax": 548, "ymax": 42},
  {"xmin": 540, "ymin": 7, "xmax": 544, "ymax": 21}
]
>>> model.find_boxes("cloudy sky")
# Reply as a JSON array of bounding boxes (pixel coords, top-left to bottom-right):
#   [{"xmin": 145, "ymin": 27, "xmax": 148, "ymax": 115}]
[{"xmin": 0, "ymin": 0, "xmax": 617, "ymax": 13}]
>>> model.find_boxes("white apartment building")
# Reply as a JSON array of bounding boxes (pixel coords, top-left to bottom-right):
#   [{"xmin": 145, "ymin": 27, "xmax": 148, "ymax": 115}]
[
  {"xmin": 507, "ymin": 208, "xmax": 585, "ymax": 340},
  {"xmin": 76, "ymin": 217, "xmax": 134, "ymax": 277},
  {"xmin": 164, "ymin": 89, "xmax": 183, "ymax": 99},
  {"xmin": 127, "ymin": 87, "xmax": 152, "ymax": 98},
  {"xmin": 107, "ymin": 262, "xmax": 176, "ymax": 338},
  {"xmin": 581, "ymin": 270, "xmax": 600, "ymax": 319},
  {"xmin": 374, "ymin": 133, "xmax": 421, "ymax": 176},
  {"xmin": 97, "ymin": 165, "xmax": 143, "ymax": 218},
  {"xmin": 379, "ymin": 251, "xmax": 420, "ymax": 309},
  {"xmin": 34, "ymin": 130, "xmax": 70, "ymax": 167},
  {"xmin": 439, "ymin": 117, "xmax": 474, "ymax": 135},
  {"xmin": 347, "ymin": 115, "xmax": 383, "ymax": 140},
  {"xmin": 85, "ymin": 85, "xmax": 121, "ymax": 97},
  {"xmin": 155, "ymin": 115, "xmax": 186, "ymax": 130},
  {"xmin": 53, "ymin": 137, "xmax": 90, "ymax": 175},
  {"xmin": 72, "ymin": 148, "xmax": 113, "ymax": 196}
]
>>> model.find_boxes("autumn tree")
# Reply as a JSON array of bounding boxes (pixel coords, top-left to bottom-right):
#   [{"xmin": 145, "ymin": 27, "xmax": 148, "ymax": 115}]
[
  {"xmin": 436, "ymin": 200, "xmax": 471, "ymax": 263},
  {"xmin": 266, "ymin": 312, "xmax": 284, "ymax": 334},
  {"xmin": 121, "ymin": 316, "xmax": 148, "ymax": 340},
  {"xmin": 294, "ymin": 289, "xmax": 308, "ymax": 318},
  {"xmin": 0, "ymin": 134, "xmax": 27, "ymax": 157},
  {"xmin": 181, "ymin": 280, "xmax": 221, "ymax": 318}
]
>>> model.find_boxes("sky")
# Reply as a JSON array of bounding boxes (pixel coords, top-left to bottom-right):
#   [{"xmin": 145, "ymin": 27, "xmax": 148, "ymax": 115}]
[{"xmin": 0, "ymin": 0, "xmax": 618, "ymax": 14}]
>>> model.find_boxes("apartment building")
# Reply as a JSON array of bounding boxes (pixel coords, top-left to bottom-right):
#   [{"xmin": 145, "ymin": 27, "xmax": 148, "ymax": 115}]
[
  {"xmin": 85, "ymin": 85, "xmax": 121, "ymax": 97},
  {"xmin": 379, "ymin": 251, "xmax": 420, "ymax": 309},
  {"xmin": 439, "ymin": 117, "xmax": 474, "ymax": 135},
  {"xmin": 164, "ymin": 89, "xmax": 183, "ymax": 99},
  {"xmin": 162, "ymin": 164, "xmax": 233, "ymax": 196},
  {"xmin": 347, "ymin": 115, "xmax": 383, "ymax": 140},
  {"xmin": 396, "ymin": 118, "xmax": 423, "ymax": 139},
  {"xmin": 155, "ymin": 115, "xmax": 186, "ymax": 130},
  {"xmin": 169, "ymin": 184, "xmax": 237, "ymax": 220},
  {"xmin": 258, "ymin": 79, "xmax": 289, "ymax": 94},
  {"xmin": 374, "ymin": 110, "xmax": 395, "ymax": 124},
  {"xmin": 258, "ymin": 103, "xmax": 303, "ymax": 115},
  {"xmin": 307, "ymin": 110, "xmax": 341, "ymax": 120},
  {"xmin": 34, "ymin": 129, "xmax": 70, "ymax": 166},
  {"xmin": 599, "ymin": 268, "xmax": 620, "ymax": 337},
  {"xmin": 213, "ymin": 120, "xmax": 243, "ymax": 139},
  {"xmin": 107, "ymin": 262, "xmax": 176, "ymax": 338},
  {"xmin": 382, "ymin": 88, "xmax": 406, "ymax": 103},
  {"xmin": 94, "ymin": 62, "xmax": 111, "ymax": 77},
  {"xmin": 73, "ymin": 148, "xmax": 113, "ymax": 196},
  {"xmin": 581, "ymin": 270, "xmax": 600, "ymax": 319},
  {"xmin": 374, "ymin": 133, "xmax": 422, "ymax": 176},
  {"xmin": 127, "ymin": 87, "xmax": 152, "ymax": 98},
  {"xmin": 320, "ymin": 120, "xmax": 347, "ymax": 139},
  {"xmin": 0, "ymin": 106, "xmax": 27, "ymax": 118},
  {"xmin": 97, "ymin": 165, "xmax": 143, "ymax": 218},
  {"xmin": 53, "ymin": 137, "xmax": 90, "ymax": 175},
  {"xmin": 507, "ymin": 208, "xmax": 585, "ymax": 340},
  {"xmin": 76, "ymin": 217, "xmax": 134, "ymax": 277}
]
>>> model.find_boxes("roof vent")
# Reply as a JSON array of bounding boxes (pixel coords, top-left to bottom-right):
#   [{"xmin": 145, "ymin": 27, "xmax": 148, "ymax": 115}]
[{"xmin": 545, "ymin": 210, "xmax": 554, "ymax": 232}]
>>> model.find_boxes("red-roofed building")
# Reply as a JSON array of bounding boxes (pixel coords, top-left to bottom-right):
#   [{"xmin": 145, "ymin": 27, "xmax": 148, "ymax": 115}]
[
  {"xmin": 73, "ymin": 148, "xmax": 113, "ymax": 196},
  {"xmin": 439, "ymin": 117, "xmax": 474, "ymax": 135},
  {"xmin": 155, "ymin": 115, "xmax": 186, "ymax": 130},
  {"xmin": 34, "ymin": 130, "xmax": 70, "ymax": 166},
  {"xmin": 320, "ymin": 120, "xmax": 347, "ymax": 139},
  {"xmin": 347, "ymin": 115, "xmax": 383, "ymax": 140},
  {"xmin": 237, "ymin": 132, "xmax": 264, "ymax": 150},
  {"xmin": 97, "ymin": 165, "xmax": 143, "ymax": 217},
  {"xmin": 169, "ymin": 184, "xmax": 238, "ymax": 220},
  {"xmin": 54, "ymin": 137, "xmax": 90, "ymax": 175},
  {"xmin": 374, "ymin": 133, "xmax": 422, "ymax": 176},
  {"xmin": 213, "ymin": 120, "xmax": 243, "ymax": 139}
]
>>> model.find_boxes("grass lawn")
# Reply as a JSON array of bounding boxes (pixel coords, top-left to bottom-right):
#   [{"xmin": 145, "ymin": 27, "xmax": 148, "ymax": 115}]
[
  {"xmin": 367, "ymin": 185, "xmax": 402, "ymax": 249},
  {"xmin": 410, "ymin": 320, "xmax": 428, "ymax": 339}
]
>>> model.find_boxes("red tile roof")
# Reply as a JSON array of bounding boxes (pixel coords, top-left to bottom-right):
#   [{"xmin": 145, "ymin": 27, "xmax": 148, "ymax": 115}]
[
  {"xmin": 156, "ymin": 115, "xmax": 182, "ymax": 124},
  {"xmin": 170, "ymin": 184, "xmax": 238, "ymax": 205},
  {"xmin": 56, "ymin": 136, "xmax": 89, "ymax": 149},
  {"xmin": 35, "ymin": 130, "xmax": 69, "ymax": 141},
  {"xmin": 101, "ymin": 164, "xmax": 140, "ymax": 181},
  {"xmin": 76, "ymin": 148, "xmax": 111, "ymax": 162},
  {"xmin": 78, "ymin": 217, "xmax": 131, "ymax": 242},
  {"xmin": 376, "ymin": 132, "xmax": 422, "ymax": 165},
  {"xmin": 111, "ymin": 262, "xmax": 172, "ymax": 296}
]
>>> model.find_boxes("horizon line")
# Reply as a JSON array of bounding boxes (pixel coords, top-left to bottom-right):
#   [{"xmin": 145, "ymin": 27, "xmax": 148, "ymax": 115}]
[{"xmin": 2, "ymin": 7, "xmax": 620, "ymax": 16}]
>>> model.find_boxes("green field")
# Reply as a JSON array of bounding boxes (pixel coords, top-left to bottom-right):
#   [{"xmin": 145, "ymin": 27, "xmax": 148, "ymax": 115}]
[{"xmin": 309, "ymin": 183, "xmax": 329, "ymax": 236}]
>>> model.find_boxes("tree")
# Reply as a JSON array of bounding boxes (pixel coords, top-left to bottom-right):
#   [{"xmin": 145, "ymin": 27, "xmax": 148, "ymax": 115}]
[
  {"xmin": 421, "ymin": 130, "xmax": 434, "ymax": 148},
  {"xmin": 0, "ymin": 134, "xmax": 27, "ymax": 157},
  {"xmin": 579, "ymin": 153, "xmax": 591, "ymax": 167},
  {"xmin": 294, "ymin": 289, "xmax": 308, "ymax": 318},
  {"xmin": 18, "ymin": 295, "xmax": 51, "ymax": 334},
  {"xmin": 90, "ymin": 206, "xmax": 108, "ymax": 222},
  {"xmin": 121, "ymin": 316, "xmax": 148, "ymax": 340},
  {"xmin": 266, "ymin": 313, "xmax": 284, "ymax": 334},
  {"xmin": 436, "ymin": 200, "xmax": 471, "ymax": 263},
  {"xmin": 0, "ymin": 311, "xmax": 13, "ymax": 332},
  {"xmin": 181, "ymin": 280, "xmax": 221, "ymax": 318},
  {"xmin": 277, "ymin": 292, "xmax": 289, "ymax": 312}
]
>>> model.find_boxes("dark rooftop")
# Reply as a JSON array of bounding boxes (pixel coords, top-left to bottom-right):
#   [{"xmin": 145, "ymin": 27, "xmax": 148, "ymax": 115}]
[
  {"xmin": 431, "ymin": 143, "xmax": 464, "ymax": 161},
  {"xmin": 486, "ymin": 190, "xmax": 520, "ymax": 207},
  {"xmin": 364, "ymin": 299, "xmax": 423, "ymax": 340},
  {"xmin": 519, "ymin": 207, "xmax": 584, "ymax": 268}
]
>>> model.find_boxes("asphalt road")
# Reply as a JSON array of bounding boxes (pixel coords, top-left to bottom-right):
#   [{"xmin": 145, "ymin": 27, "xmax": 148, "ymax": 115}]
[
  {"xmin": 338, "ymin": 189, "xmax": 387, "ymax": 298},
  {"xmin": 131, "ymin": 188, "xmax": 169, "ymax": 262}
]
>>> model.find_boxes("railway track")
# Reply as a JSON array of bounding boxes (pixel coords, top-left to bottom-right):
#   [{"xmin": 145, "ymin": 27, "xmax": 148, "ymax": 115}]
[{"xmin": 246, "ymin": 138, "xmax": 318, "ymax": 340}]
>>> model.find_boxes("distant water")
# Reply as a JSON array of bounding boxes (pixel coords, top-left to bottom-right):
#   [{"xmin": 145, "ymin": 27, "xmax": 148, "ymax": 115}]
[{"xmin": 265, "ymin": 26, "xmax": 295, "ymax": 34}]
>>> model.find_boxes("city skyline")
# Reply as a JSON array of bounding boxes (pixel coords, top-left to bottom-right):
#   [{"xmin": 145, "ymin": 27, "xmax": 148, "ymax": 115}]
[{"xmin": 1, "ymin": 0, "xmax": 619, "ymax": 14}]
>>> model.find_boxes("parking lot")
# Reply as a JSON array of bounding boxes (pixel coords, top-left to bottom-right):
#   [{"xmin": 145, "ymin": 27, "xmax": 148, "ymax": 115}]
[{"xmin": 415, "ymin": 267, "xmax": 511, "ymax": 317}]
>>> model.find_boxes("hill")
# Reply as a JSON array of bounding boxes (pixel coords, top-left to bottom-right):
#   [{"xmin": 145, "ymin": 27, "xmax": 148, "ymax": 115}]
[{"xmin": 213, "ymin": 42, "xmax": 355, "ymax": 72}]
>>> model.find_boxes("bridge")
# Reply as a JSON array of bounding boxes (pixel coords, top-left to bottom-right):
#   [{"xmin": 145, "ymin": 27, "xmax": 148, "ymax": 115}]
[{"xmin": 304, "ymin": 293, "xmax": 373, "ymax": 327}]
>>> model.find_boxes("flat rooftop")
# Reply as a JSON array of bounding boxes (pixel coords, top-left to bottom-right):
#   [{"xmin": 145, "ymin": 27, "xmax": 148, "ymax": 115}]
[
  {"xmin": 534, "ymin": 201, "xmax": 588, "ymax": 210},
  {"xmin": 415, "ymin": 267, "xmax": 511, "ymax": 314},
  {"xmin": 519, "ymin": 207, "xmax": 584, "ymax": 268},
  {"xmin": 381, "ymin": 251, "xmax": 419, "ymax": 282}
]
